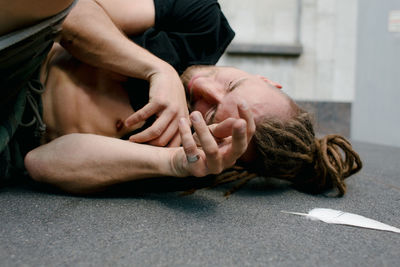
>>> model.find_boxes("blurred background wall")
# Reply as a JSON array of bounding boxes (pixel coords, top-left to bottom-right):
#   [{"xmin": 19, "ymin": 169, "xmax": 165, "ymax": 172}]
[
  {"xmin": 218, "ymin": 0, "xmax": 357, "ymax": 102},
  {"xmin": 218, "ymin": 0, "xmax": 400, "ymax": 147},
  {"xmin": 351, "ymin": 0, "xmax": 400, "ymax": 147}
]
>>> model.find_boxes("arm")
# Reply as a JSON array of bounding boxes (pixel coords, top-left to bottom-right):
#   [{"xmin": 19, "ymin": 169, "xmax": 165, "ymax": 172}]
[
  {"xmin": 24, "ymin": 104, "xmax": 254, "ymax": 195},
  {"xmin": 60, "ymin": 0, "xmax": 166, "ymax": 80},
  {"xmin": 60, "ymin": 0, "xmax": 188, "ymax": 147},
  {"xmin": 66, "ymin": 0, "xmax": 234, "ymax": 73},
  {"xmin": 121, "ymin": 0, "xmax": 235, "ymax": 145},
  {"xmin": 24, "ymin": 133, "xmax": 176, "ymax": 194}
]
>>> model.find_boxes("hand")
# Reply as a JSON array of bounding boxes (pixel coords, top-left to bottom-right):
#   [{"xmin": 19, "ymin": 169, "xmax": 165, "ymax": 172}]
[
  {"xmin": 192, "ymin": 101, "xmax": 256, "ymax": 148},
  {"xmin": 125, "ymin": 66, "xmax": 189, "ymax": 147},
  {"xmin": 172, "ymin": 101, "xmax": 255, "ymax": 177}
]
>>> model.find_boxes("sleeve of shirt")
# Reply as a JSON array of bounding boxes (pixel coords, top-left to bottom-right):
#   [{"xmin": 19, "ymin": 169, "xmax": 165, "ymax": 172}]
[{"xmin": 130, "ymin": 0, "xmax": 235, "ymax": 74}]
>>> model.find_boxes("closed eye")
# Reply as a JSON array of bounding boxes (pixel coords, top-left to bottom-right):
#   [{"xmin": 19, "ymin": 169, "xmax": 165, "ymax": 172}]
[
  {"xmin": 228, "ymin": 78, "xmax": 247, "ymax": 92},
  {"xmin": 207, "ymin": 78, "xmax": 248, "ymax": 124}
]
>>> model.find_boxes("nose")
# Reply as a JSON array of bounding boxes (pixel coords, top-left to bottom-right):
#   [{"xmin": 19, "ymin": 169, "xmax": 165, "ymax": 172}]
[{"xmin": 192, "ymin": 77, "xmax": 223, "ymax": 104}]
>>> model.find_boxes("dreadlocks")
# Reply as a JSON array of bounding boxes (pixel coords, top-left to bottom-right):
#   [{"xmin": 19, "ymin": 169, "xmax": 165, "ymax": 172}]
[
  {"xmin": 252, "ymin": 109, "xmax": 362, "ymax": 195},
  {"xmin": 211, "ymin": 108, "xmax": 362, "ymax": 196}
]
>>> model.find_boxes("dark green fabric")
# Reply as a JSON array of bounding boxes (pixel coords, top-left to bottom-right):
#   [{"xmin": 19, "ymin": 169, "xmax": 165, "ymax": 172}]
[
  {"xmin": 0, "ymin": 2, "xmax": 75, "ymax": 181},
  {"xmin": 0, "ymin": 72, "xmax": 47, "ymax": 182},
  {"xmin": 0, "ymin": 88, "xmax": 27, "ymax": 181},
  {"xmin": 0, "ymin": 30, "xmax": 53, "ymax": 179}
]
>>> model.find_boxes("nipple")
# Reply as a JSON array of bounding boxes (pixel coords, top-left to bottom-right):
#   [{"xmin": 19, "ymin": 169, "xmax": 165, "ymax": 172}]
[{"xmin": 116, "ymin": 119, "xmax": 124, "ymax": 132}]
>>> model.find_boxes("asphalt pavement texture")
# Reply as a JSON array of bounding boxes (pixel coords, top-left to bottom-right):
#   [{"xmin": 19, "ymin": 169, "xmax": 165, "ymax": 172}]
[{"xmin": 0, "ymin": 141, "xmax": 399, "ymax": 266}]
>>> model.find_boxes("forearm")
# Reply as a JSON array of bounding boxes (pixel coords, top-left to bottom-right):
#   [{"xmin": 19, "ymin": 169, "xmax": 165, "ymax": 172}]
[
  {"xmin": 24, "ymin": 133, "xmax": 179, "ymax": 194},
  {"xmin": 60, "ymin": 0, "xmax": 172, "ymax": 79},
  {"xmin": 24, "ymin": 109, "xmax": 253, "ymax": 195}
]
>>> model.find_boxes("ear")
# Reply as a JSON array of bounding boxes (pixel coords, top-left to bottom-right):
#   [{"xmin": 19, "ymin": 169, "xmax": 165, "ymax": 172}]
[{"xmin": 256, "ymin": 75, "xmax": 283, "ymax": 89}]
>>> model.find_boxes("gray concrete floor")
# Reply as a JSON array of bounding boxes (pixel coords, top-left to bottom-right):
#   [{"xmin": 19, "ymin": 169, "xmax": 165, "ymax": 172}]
[{"xmin": 0, "ymin": 141, "xmax": 399, "ymax": 266}]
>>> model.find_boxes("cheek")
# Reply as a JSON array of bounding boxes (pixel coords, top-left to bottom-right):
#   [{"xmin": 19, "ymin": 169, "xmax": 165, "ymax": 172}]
[
  {"xmin": 193, "ymin": 100, "xmax": 213, "ymax": 118},
  {"xmin": 215, "ymin": 105, "xmax": 240, "ymax": 122}
]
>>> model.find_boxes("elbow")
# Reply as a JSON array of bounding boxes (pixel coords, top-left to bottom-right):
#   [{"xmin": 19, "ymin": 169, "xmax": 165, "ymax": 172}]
[
  {"xmin": 24, "ymin": 149, "xmax": 47, "ymax": 183},
  {"xmin": 24, "ymin": 149, "xmax": 103, "ymax": 195}
]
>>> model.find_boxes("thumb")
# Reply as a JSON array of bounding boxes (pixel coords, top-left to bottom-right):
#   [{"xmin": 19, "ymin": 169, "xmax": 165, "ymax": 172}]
[{"xmin": 209, "ymin": 118, "xmax": 237, "ymax": 139}]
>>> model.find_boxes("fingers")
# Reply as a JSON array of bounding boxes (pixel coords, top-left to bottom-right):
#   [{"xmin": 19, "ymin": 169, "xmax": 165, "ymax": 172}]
[
  {"xmin": 190, "ymin": 111, "xmax": 222, "ymax": 173},
  {"xmin": 208, "ymin": 118, "xmax": 236, "ymax": 139},
  {"xmin": 201, "ymin": 100, "xmax": 255, "ymax": 144},
  {"xmin": 230, "ymin": 119, "xmax": 248, "ymax": 159},
  {"xmin": 129, "ymin": 109, "xmax": 174, "ymax": 143},
  {"xmin": 167, "ymin": 132, "xmax": 181, "ymax": 147},
  {"xmin": 179, "ymin": 118, "xmax": 200, "ymax": 164},
  {"xmin": 238, "ymin": 100, "xmax": 256, "ymax": 143},
  {"xmin": 180, "ymin": 110, "xmax": 250, "ymax": 177},
  {"xmin": 147, "ymin": 119, "xmax": 178, "ymax": 147},
  {"xmin": 125, "ymin": 103, "xmax": 161, "ymax": 127}
]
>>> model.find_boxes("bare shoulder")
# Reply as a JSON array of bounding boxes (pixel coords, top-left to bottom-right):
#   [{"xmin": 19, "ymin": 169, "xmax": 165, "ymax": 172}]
[{"xmin": 0, "ymin": 0, "xmax": 74, "ymax": 35}]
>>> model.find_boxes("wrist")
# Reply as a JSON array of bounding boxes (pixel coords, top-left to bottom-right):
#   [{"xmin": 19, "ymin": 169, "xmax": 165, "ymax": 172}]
[
  {"xmin": 145, "ymin": 61, "xmax": 176, "ymax": 80},
  {"xmin": 165, "ymin": 147, "xmax": 188, "ymax": 178}
]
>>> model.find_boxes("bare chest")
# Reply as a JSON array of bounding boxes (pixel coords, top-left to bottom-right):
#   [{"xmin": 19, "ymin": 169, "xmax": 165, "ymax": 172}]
[{"xmin": 41, "ymin": 63, "xmax": 144, "ymax": 142}]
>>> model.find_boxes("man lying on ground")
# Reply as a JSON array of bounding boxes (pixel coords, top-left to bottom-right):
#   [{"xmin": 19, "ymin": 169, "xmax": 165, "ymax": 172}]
[
  {"xmin": 1, "ymin": 0, "xmax": 234, "ymax": 181},
  {"xmin": 46, "ymin": 0, "xmax": 363, "ymax": 195},
  {"xmin": 6, "ymin": 0, "xmax": 362, "ymax": 195},
  {"xmin": 1, "ymin": 0, "xmax": 195, "ymax": 180},
  {"xmin": 25, "ymin": 46, "xmax": 362, "ymax": 195}
]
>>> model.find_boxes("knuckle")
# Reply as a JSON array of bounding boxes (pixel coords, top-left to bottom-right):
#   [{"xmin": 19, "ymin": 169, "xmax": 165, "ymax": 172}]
[
  {"xmin": 151, "ymin": 128, "xmax": 163, "ymax": 137},
  {"xmin": 165, "ymin": 105, "xmax": 179, "ymax": 116},
  {"xmin": 206, "ymin": 147, "xmax": 219, "ymax": 157},
  {"xmin": 150, "ymin": 139, "xmax": 166, "ymax": 147},
  {"xmin": 193, "ymin": 172, "xmax": 204, "ymax": 178},
  {"xmin": 171, "ymin": 105, "xmax": 179, "ymax": 113},
  {"xmin": 157, "ymin": 138, "xmax": 169, "ymax": 147},
  {"xmin": 211, "ymin": 166, "xmax": 224, "ymax": 175},
  {"xmin": 137, "ymin": 111, "xmax": 148, "ymax": 121},
  {"xmin": 235, "ymin": 145, "xmax": 246, "ymax": 157},
  {"xmin": 192, "ymin": 168, "xmax": 206, "ymax": 177},
  {"xmin": 249, "ymin": 124, "xmax": 256, "ymax": 136},
  {"xmin": 155, "ymin": 99, "xmax": 167, "ymax": 108},
  {"xmin": 184, "ymin": 147, "xmax": 197, "ymax": 156},
  {"xmin": 239, "ymin": 119, "xmax": 247, "ymax": 129}
]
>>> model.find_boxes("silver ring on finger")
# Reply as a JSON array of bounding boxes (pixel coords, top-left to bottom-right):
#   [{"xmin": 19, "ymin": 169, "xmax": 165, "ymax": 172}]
[{"xmin": 186, "ymin": 154, "xmax": 200, "ymax": 163}]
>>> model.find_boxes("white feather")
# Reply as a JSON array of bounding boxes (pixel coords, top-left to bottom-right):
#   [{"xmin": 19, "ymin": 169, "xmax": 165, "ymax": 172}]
[{"xmin": 282, "ymin": 208, "xmax": 400, "ymax": 234}]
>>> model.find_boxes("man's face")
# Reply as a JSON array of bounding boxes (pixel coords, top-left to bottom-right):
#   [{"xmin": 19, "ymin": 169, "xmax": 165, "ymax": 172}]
[{"xmin": 182, "ymin": 66, "xmax": 291, "ymax": 125}]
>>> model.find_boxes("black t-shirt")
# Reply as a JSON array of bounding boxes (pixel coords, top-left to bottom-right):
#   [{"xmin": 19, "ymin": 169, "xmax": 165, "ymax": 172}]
[
  {"xmin": 131, "ymin": 0, "xmax": 235, "ymax": 74},
  {"xmin": 126, "ymin": 0, "xmax": 235, "ymax": 132}
]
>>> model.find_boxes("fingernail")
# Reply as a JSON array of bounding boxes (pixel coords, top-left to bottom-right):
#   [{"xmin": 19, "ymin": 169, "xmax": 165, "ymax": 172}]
[
  {"xmin": 191, "ymin": 112, "xmax": 201, "ymax": 123},
  {"xmin": 239, "ymin": 100, "xmax": 248, "ymax": 110}
]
